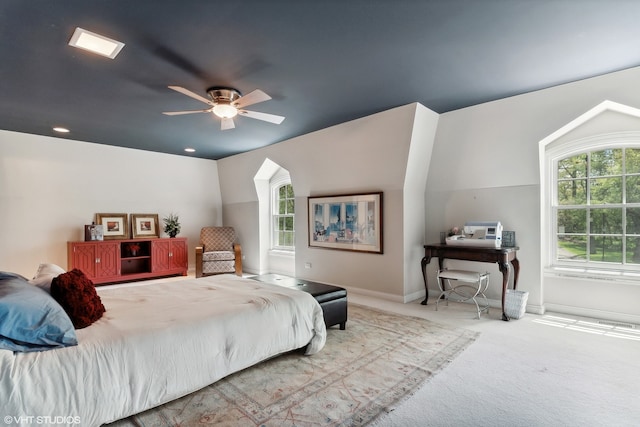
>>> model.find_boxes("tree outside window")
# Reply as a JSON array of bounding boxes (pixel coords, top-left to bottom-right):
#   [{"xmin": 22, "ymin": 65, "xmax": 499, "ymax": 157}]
[
  {"xmin": 555, "ymin": 147, "xmax": 640, "ymax": 266},
  {"xmin": 273, "ymin": 183, "xmax": 295, "ymax": 249}
]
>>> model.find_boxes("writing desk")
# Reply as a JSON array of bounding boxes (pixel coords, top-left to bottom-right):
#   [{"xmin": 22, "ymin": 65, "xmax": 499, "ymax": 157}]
[{"xmin": 421, "ymin": 244, "xmax": 520, "ymax": 321}]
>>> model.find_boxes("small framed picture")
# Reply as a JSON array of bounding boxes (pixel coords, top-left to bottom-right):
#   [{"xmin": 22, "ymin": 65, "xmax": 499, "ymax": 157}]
[
  {"xmin": 96, "ymin": 213, "xmax": 129, "ymax": 240},
  {"xmin": 131, "ymin": 213, "xmax": 159, "ymax": 239},
  {"xmin": 84, "ymin": 224, "xmax": 104, "ymax": 241},
  {"xmin": 502, "ymin": 230, "xmax": 516, "ymax": 247}
]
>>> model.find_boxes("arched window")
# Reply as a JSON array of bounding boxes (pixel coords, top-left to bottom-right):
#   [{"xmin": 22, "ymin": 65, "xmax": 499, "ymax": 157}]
[
  {"xmin": 254, "ymin": 159, "xmax": 295, "ymax": 275},
  {"xmin": 271, "ymin": 179, "xmax": 295, "ymax": 251},
  {"xmin": 551, "ymin": 145, "xmax": 640, "ymax": 272}
]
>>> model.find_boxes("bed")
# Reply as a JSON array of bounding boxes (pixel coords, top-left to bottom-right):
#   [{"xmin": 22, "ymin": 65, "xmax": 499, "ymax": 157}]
[{"xmin": 0, "ymin": 273, "xmax": 327, "ymax": 427}]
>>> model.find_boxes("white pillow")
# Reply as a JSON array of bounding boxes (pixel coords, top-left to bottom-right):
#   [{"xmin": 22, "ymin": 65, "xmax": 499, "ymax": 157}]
[{"xmin": 29, "ymin": 263, "xmax": 66, "ymax": 293}]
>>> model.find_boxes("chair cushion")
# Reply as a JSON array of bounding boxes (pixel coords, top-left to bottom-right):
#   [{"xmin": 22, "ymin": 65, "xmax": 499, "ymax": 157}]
[
  {"xmin": 202, "ymin": 260, "xmax": 235, "ymax": 274},
  {"xmin": 200, "ymin": 227, "xmax": 236, "ymax": 252},
  {"xmin": 438, "ymin": 269, "xmax": 488, "ymax": 282},
  {"xmin": 202, "ymin": 251, "xmax": 235, "ymax": 262}
]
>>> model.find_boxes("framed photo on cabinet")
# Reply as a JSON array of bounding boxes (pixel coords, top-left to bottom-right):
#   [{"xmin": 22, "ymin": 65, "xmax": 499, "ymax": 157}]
[
  {"xmin": 84, "ymin": 223, "xmax": 103, "ymax": 241},
  {"xmin": 131, "ymin": 213, "xmax": 159, "ymax": 238},
  {"xmin": 95, "ymin": 213, "xmax": 129, "ymax": 240},
  {"xmin": 308, "ymin": 192, "xmax": 383, "ymax": 254}
]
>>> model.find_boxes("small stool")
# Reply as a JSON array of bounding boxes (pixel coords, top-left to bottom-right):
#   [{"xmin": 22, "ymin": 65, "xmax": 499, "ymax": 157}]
[{"xmin": 436, "ymin": 269, "xmax": 490, "ymax": 319}]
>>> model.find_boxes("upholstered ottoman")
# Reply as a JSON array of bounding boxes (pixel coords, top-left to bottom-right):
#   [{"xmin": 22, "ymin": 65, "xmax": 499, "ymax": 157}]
[{"xmin": 251, "ymin": 274, "xmax": 348, "ymax": 330}]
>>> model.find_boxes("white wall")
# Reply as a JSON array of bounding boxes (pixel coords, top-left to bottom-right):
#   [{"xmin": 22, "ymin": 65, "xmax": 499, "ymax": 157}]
[
  {"xmin": 218, "ymin": 103, "xmax": 437, "ymax": 299},
  {"xmin": 425, "ymin": 66, "xmax": 640, "ymax": 322},
  {"xmin": 403, "ymin": 105, "xmax": 439, "ymax": 300},
  {"xmin": 0, "ymin": 130, "xmax": 222, "ymax": 277},
  {"xmin": 5, "ymin": 65, "xmax": 640, "ymax": 322}
]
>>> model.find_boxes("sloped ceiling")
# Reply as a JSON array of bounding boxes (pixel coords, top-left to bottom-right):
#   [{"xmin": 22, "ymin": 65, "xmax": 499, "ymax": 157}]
[{"xmin": 2, "ymin": 0, "xmax": 640, "ymax": 159}]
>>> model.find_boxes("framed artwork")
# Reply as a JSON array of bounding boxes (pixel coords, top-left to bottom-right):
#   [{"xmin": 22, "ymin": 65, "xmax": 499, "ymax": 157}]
[
  {"xmin": 131, "ymin": 213, "xmax": 159, "ymax": 239},
  {"xmin": 84, "ymin": 224, "xmax": 104, "ymax": 241},
  {"xmin": 95, "ymin": 213, "xmax": 129, "ymax": 240},
  {"xmin": 308, "ymin": 192, "xmax": 383, "ymax": 254}
]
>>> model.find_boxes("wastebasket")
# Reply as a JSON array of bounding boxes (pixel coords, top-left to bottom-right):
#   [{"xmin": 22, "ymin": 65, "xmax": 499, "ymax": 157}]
[{"xmin": 504, "ymin": 289, "xmax": 528, "ymax": 319}]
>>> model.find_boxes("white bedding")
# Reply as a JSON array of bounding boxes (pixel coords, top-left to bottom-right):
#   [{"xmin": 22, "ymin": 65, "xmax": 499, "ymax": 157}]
[{"xmin": 0, "ymin": 274, "xmax": 326, "ymax": 427}]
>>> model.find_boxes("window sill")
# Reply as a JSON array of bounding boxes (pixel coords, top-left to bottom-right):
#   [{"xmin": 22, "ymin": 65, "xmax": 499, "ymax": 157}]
[
  {"xmin": 545, "ymin": 266, "xmax": 640, "ymax": 283},
  {"xmin": 269, "ymin": 249, "xmax": 295, "ymax": 257}
]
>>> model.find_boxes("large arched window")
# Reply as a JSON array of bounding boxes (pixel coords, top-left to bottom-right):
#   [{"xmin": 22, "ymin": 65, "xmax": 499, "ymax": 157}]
[
  {"xmin": 554, "ymin": 147, "xmax": 640, "ymax": 269},
  {"xmin": 540, "ymin": 101, "xmax": 640, "ymax": 282}
]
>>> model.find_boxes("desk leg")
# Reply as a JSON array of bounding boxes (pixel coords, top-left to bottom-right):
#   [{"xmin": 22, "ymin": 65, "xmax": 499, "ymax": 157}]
[
  {"xmin": 421, "ymin": 256, "xmax": 430, "ymax": 305},
  {"xmin": 498, "ymin": 261, "xmax": 511, "ymax": 321},
  {"xmin": 512, "ymin": 257, "xmax": 520, "ymax": 289}
]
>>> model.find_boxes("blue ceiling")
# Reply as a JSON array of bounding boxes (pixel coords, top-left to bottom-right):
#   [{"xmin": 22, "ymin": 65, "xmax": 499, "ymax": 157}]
[{"xmin": 2, "ymin": 0, "xmax": 640, "ymax": 159}]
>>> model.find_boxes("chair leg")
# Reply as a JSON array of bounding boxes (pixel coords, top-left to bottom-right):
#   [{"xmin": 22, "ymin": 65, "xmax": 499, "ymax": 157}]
[
  {"xmin": 233, "ymin": 243, "xmax": 243, "ymax": 276},
  {"xmin": 195, "ymin": 246, "xmax": 203, "ymax": 278}
]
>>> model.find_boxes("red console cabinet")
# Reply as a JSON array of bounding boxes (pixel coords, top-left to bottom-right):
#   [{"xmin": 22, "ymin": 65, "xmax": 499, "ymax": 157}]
[
  {"xmin": 67, "ymin": 241, "xmax": 120, "ymax": 282},
  {"xmin": 68, "ymin": 238, "xmax": 188, "ymax": 285},
  {"xmin": 151, "ymin": 238, "xmax": 188, "ymax": 276}
]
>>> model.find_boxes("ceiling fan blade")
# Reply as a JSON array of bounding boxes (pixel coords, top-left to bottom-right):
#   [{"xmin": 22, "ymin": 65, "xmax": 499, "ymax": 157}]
[
  {"xmin": 234, "ymin": 89, "xmax": 271, "ymax": 109},
  {"xmin": 168, "ymin": 85, "xmax": 213, "ymax": 106},
  {"xmin": 238, "ymin": 110, "xmax": 285, "ymax": 124},
  {"xmin": 221, "ymin": 117, "xmax": 235, "ymax": 130},
  {"xmin": 162, "ymin": 109, "xmax": 212, "ymax": 116}
]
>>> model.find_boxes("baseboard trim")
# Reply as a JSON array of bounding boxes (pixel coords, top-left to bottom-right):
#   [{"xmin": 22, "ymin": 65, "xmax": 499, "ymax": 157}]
[
  {"xmin": 437, "ymin": 295, "xmax": 545, "ymax": 315},
  {"xmin": 341, "ymin": 285, "xmax": 406, "ymax": 303},
  {"xmin": 332, "ymin": 286, "xmax": 548, "ymax": 315}
]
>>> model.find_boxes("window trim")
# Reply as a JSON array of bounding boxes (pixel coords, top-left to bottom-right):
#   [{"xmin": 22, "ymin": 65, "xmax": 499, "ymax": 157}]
[
  {"xmin": 545, "ymin": 132, "xmax": 640, "ymax": 278},
  {"xmin": 270, "ymin": 177, "xmax": 295, "ymax": 251}
]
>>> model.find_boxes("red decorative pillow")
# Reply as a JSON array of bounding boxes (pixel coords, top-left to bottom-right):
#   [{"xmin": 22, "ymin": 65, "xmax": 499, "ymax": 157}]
[{"xmin": 51, "ymin": 269, "xmax": 105, "ymax": 329}]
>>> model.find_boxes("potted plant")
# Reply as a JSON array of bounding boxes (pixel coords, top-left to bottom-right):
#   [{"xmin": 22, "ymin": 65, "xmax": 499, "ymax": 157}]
[{"xmin": 163, "ymin": 213, "xmax": 181, "ymax": 238}]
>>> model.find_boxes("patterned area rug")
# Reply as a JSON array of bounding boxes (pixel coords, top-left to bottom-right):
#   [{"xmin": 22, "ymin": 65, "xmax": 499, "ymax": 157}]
[{"xmin": 108, "ymin": 304, "xmax": 478, "ymax": 426}]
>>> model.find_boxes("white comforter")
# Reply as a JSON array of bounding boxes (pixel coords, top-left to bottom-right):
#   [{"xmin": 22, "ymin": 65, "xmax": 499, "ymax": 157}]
[{"xmin": 0, "ymin": 274, "xmax": 326, "ymax": 427}]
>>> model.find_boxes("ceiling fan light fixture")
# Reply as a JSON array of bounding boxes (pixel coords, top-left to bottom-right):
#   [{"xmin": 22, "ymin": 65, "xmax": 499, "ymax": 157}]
[
  {"xmin": 165, "ymin": 85, "xmax": 284, "ymax": 129},
  {"xmin": 212, "ymin": 104, "xmax": 238, "ymax": 119}
]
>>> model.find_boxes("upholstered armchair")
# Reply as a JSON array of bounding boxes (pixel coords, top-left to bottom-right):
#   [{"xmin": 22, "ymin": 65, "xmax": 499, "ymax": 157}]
[{"xmin": 195, "ymin": 226, "xmax": 242, "ymax": 277}]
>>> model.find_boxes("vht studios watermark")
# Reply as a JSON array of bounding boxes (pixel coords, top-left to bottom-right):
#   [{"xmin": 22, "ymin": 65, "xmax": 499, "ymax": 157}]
[{"xmin": 3, "ymin": 416, "xmax": 81, "ymax": 425}]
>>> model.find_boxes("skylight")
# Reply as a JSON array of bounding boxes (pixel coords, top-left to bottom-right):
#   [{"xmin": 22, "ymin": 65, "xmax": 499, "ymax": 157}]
[{"xmin": 68, "ymin": 27, "xmax": 124, "ymax": 59}]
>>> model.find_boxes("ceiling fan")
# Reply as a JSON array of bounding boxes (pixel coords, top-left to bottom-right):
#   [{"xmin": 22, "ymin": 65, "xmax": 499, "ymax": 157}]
[{"xmin": 163, "ymin": 86, "xmax": 285, "ymax": 130}]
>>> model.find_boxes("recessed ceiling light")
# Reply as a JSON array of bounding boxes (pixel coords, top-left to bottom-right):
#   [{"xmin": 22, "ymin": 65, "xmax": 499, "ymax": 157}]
[
  {"xmin": 184, "ymin": 148, "xmax": 196, "ymax": 153},
  {"xmin": 53, "ymin": 127, "xmax": 70, "ymax": 133},
  {"xmin": 68, "ymin": 27, "xmax": 125, "ymax": 59}
]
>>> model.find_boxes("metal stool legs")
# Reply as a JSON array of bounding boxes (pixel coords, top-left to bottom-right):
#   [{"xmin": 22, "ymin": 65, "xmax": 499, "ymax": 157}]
[{"xmin": 436, "ymin": 269, "xmax": 490, "ymax": 319}]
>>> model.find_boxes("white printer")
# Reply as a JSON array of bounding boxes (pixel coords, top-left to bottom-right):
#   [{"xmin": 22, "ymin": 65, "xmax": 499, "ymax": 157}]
[{"xmin": 445, "ymin": 221, "xmax": 503, "ymax": 248}]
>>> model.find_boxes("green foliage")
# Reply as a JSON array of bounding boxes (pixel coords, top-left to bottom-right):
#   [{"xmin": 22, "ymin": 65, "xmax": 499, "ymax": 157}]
[
  {"xmin": 274, "ymin": 184, "xmax": 295, "ymax": 248},
  {"xmin": 556, "ymin": 148, "xmax": 640, "ymax": 265},
  {"xmin": 163, "ymin": 213, "xmax": 181, "ymax": 236}
]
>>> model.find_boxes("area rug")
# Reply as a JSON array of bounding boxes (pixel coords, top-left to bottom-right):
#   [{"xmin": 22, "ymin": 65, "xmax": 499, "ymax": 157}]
[{"xmin": 108, "ymin": 304, "xmax": 478, "ymax": 426}]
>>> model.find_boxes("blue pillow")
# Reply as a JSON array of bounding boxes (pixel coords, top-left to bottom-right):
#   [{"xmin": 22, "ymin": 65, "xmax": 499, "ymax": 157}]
[{"xmin": 0, "ymin": 272, "xmax": 78, "ymax": 352}]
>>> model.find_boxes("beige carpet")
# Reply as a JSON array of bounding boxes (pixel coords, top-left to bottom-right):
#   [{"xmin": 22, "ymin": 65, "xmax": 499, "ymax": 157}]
[{"xmin": 108, "ymin": 304, "xmax": 478, "ymax": 426}]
